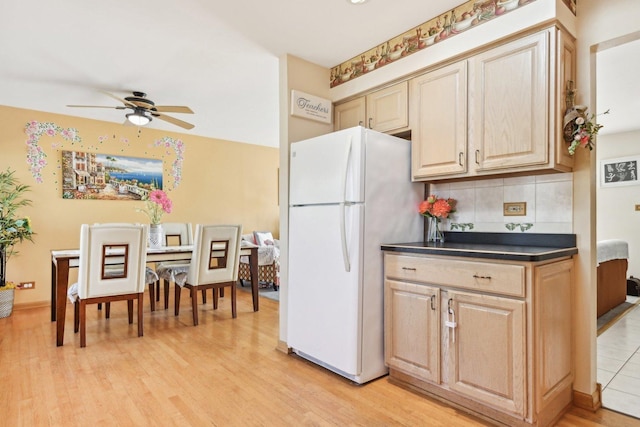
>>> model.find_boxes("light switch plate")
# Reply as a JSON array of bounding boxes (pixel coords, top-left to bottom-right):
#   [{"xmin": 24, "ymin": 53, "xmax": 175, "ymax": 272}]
[{"xmin": 504, "ymin": 202, "xmax": 527, "ymax": 216}]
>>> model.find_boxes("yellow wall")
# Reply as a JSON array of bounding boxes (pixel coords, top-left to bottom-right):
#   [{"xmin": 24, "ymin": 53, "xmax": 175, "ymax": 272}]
[{"xmin": 0, "ymin": 105, "xmax": 279, "ymax": 307}]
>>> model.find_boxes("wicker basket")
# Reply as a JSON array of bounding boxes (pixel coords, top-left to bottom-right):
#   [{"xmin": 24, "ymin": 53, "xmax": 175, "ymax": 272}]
[
  {"xmin": 0, "ymin": 288, "xmax": 15, "ymax": 318},
  {"xmin": 238, "ymin": 262, "xmax": 276, "ymax": 287}
]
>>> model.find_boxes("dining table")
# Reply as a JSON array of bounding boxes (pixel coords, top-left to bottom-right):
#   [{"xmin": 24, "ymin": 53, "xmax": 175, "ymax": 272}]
[{"xmin": 51, "ymin": 243, "xmax": 259, "ymax": 346}]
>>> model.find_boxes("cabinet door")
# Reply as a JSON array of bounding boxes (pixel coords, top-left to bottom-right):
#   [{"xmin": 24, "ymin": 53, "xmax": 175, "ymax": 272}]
[
  {"xmin": 555, "ymin": 29, "xmax": 576, "ymax": 170},
  {"xmin": 410, "ymin": 61, "xmax": 467, "ymax": 179},
  {"xmin": 334, "ymin": 97, "xmax": 366, "ymax": 131},
  {"xmin": 470, "ymin": 30, "xmax": 548, "ymax": 171},
  {"xmin": 446, "ymin": 290, "xmax": 526, "ymax": 417},
  {"xmin": 385, "ymin": 279, "xmax": 440, "ymax": 383},
  {"xmin": 534, "ymin": 259, "xmax": 573, "ymax": 412},
  {"xmin": 366, "ymin": 81, "xmax": 409, "ymax": 133}
]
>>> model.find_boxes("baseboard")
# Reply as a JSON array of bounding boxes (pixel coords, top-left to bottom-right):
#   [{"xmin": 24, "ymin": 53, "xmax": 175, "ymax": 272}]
[
  {"xmin": 276, "ymin": 339, "xmax": 291, "ymax": 354},
  {"xmin": 572, "ymin": 383, "xmax": 602, "ymax": 412},
  {"xmin": 14, "ymin": 301, "xmax": 50, "ymax": 311}
]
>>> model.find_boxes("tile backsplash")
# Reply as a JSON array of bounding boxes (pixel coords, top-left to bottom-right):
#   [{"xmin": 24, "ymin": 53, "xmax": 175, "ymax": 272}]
[{"xmin": 430, "ymin": 173, "xmax": 573, "ymax": 234}]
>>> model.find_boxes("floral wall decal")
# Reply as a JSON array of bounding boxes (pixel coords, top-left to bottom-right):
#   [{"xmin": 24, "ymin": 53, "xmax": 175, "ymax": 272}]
[
  {"xmin": 24, "ymin": 121, "xmax": 82, "ymax": 183},
  {"xmin": 153, "ymin": 136, "xmax": 185, "ymax": 189},
  {"xmin": 24, "ymin": 121, "xmax": 185, "ymax": 190}
]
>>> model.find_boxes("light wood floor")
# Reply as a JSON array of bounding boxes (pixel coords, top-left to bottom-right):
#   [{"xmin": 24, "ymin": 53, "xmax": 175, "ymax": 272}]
[{"xmin": 1, "ymin": 288, "xmax": 639, "ymax": 426}]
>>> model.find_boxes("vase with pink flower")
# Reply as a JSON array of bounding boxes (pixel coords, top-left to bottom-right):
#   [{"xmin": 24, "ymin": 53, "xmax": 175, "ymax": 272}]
[
  {"xmin": 137, "ymin": 189, "xmax": 173, "ymax": 248},
  {"xmin": 419, "ymin": 195, "xmax": 456, "ymax": 243}
]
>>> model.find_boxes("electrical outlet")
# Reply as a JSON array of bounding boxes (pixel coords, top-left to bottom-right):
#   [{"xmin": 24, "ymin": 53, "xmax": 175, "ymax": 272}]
[
  {"xmin": 636, "ymin": 204, "xmax": 640, "ymax": 211},
  {"xmin": 17, "ymin": 281, "xmax": 35, "ymax": 290}
]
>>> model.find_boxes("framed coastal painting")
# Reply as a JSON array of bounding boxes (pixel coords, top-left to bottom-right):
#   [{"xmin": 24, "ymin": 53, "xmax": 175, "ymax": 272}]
[
  {"xmin": 599, "ymin": 155, "xmax": 639, "ymax": 188},
  {"xmin": 61, "ymin": 150, "xmax": 163, "ymax": 200}
]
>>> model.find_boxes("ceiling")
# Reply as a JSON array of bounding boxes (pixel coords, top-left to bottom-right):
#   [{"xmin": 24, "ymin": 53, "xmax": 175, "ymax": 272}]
[{"xmin": 0, "ymin": 0, "xmax": 462, "ymax": 148}]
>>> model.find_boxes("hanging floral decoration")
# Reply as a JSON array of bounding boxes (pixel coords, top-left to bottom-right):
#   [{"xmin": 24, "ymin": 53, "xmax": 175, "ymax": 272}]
[
  {"xmin": 153, "ymin": 137, "xmax": 185, "ymax": 189},
  {"xmin": 564, "ymin": 107, "xmax": 610, "ymax": 155},
  {"xmin": 24, "ymin": 121, "xmax": 82, "ymax": 183}
]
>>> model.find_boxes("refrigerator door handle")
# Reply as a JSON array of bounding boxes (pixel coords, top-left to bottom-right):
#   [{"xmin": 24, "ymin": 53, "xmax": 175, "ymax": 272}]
[
  {"xmin": 339, "ymin": 137, "xmax": 353, "ymax": 272},
  {"xmin": 340, "ymin": 202, "xmax": 351, "ymax": 272}
]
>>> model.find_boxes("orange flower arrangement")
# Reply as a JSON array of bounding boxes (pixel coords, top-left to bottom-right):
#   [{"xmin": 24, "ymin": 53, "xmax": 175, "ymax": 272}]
[{"xmin": 419, "ymin": 195, "xmax": 456, "ymax": 219}]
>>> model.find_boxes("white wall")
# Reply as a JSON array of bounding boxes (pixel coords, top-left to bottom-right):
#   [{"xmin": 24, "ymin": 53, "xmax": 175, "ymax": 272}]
[
  {"xmin": 597, "ymin": 130, "xmax": 640, "ymax": 277},
  {"xmin": 575, "ymin": 0, "xmax": 640, "ymax": 403}
]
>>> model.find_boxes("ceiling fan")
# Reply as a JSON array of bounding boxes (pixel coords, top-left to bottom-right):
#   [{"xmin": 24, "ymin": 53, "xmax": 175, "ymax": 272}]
[{"xmin": 67, "ymin": 91, "xmax": 195, "ymax": 130}]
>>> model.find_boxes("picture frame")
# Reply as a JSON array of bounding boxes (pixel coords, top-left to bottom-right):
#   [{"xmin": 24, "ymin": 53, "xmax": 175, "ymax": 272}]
[
  {"xmin": 61, "ymin": 150, "xmax": 163, "ymax": 200},
  {"xmin": 599, "ymin": 155, "xmax": 640, "ymax": 188}
]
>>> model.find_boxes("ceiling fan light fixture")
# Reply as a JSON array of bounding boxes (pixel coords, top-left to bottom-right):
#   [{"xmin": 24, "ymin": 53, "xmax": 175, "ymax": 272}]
[
  {"xmin": 348, "ymin": 0, "xmax": 368, "ymax": 4},
  {"xmin": 126, "ymin": 109, "xmax": 151, "ymax": 126}
]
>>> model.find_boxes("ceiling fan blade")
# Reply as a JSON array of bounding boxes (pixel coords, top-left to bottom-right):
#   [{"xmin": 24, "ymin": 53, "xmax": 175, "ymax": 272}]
[
  {"xmin": 153, "ymin": 112, "xmax": 195, "ymax": 130},
  {"xmin": 67, "ymin": 104, "xmax": 126, "ymax": 109},
  {"xmin": 101, "ymin": 91, "xmax": 137, "ymax": 108},
  {"xmin": 153, "ymin": 105, "xmax": 194, "ymax": 114}
]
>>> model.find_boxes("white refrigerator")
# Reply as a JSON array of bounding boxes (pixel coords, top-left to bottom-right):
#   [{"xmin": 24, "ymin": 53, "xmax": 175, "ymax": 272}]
[{"xmin": 287, "ymin": 126, "xmax": 423, "ymax": 384}]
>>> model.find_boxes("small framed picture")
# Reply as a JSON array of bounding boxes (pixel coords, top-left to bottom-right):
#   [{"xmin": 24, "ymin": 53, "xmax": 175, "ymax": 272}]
[{"xmin": 599, "ymin": 156, "xmax": 639, "ymax": 187}]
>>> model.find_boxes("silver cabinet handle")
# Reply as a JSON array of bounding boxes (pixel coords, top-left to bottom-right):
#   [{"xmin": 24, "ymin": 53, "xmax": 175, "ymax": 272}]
[
  {"xmin": 358, "ymin": 120, "xmax": 363, "ymax": 126},
  {"xmin": 458, "ymin": 152, "xmax": 464, "ymax": 166},
  {"xmin": 401, "ymin": 267, "xmax": 417, "ymax": 271},
  {"xmin": 430, "ymin": 294, "xmax": 436, "ymax": 311},
  {"xmin": 473, "ymin": 274, "xmax": 492, "ymax": 280},
  {"xmin": 475, "ymin": 150, "xmax": 480, "ymax": 165},
  {"xmin": 368, "ymin": 117, "xmax": 373, "ymax": 129}
]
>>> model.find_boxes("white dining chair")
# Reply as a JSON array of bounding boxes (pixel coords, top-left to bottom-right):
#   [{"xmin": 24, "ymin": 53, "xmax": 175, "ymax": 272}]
[
  {"xmin": 67, "ymin": 223, "xmax": 148, "ymax": 347},
  {"xmin": 151, "ymin": 222, "xmax": 193, "ymax": 310},
  {"xmin": 158, "ymin": 224, "xmax": 242, "ymax": 326}
]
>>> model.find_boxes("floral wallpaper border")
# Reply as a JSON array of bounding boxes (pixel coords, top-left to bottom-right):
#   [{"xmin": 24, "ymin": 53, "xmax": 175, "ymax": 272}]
[
  {"xmin": 24, "ymin": 121, "xmax": 184, "ymax": 190},
  {"xmin": 331, "ymin": 0, "xmax": 549, "ymax": 88}
]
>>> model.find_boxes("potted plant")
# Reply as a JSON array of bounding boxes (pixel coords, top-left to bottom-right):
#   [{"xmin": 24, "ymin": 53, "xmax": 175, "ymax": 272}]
[{"xmin": 0, "ymin": 168, "xmax": 35, "ymax": 318}]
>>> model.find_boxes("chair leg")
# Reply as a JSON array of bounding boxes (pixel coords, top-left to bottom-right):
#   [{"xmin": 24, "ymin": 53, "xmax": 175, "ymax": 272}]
[
  {"xmin": 164, "ymin": 279, "xmax": 170, "ymax": 309},
  {"xmin": 191, "ymin": 286, "xmax": 199, "ymax": 326},
  {"xmin": 106, "ymin": 302, "xmax": 111, "ymax": 318},
  {"xmin": 175, "ymin": 283, "xmax": 181, "ymax": 316},
  {"xmin": 149, "ymin": 282, "xmax": 156, "ymax": 312},
  {"xmin": 155, "ymin": 280, "xmax": 160, "ymax": 302},
  {"xmin": 202, "ymin": 289, "xmax": 207, "ymax": 304},
  {"xmin": 80, "ymin": 300, "xmax": 87, "ymax": 348},
  {"xmin": 138, "ymin": 294, "xmax": 144, "ymax": 337},
  {"xmin": 213, "ymin": 287, "xmax": 219, "ymax": 310},
  {"xmin": 74, "ymin": 300, "xmax": 80, "ymax": 333},
  {"xmin": 220, "ymin": 288, "xmax": 225, "ymax": 298},
  {"xmin": 231, "ymin": 283, "xmax": 237, "ymax": 319},
  {"xmin": 127, "ymin": 300, "xmax": 134, "ymax": 324}
]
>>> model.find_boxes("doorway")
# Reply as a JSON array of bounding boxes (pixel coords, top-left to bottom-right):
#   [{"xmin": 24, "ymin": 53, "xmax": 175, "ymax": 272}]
[{"xmin": 595, "ymin": 34, "xmax": 640, "ymax": 419}]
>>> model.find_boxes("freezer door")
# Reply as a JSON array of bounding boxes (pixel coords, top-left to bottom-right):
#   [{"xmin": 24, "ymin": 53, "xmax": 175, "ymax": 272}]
[
  {"xmin": 289, "ymin": 127, "xmax": 364, "ymax": 206},
  {"xmin": 288, "ymin": 203, "xmax": 363, "ymax": 376}
]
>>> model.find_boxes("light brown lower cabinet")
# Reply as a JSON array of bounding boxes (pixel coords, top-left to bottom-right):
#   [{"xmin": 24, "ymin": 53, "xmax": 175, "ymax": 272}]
[{"xmin": 384, "ymin": 253, "xmax": 574, "ymax": 427}]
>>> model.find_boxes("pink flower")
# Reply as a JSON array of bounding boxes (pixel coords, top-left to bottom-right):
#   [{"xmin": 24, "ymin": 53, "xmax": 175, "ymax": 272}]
[
  {"xmin": 162, "ymin": 198, "xmax": 173, "ymax": 214},
  {"xmin": 419, "ymin": 195, "xmax": 456, "ymax": 218},
  {"xmin": 149, "ymin": 189, "xmax": 167, "ymax": 204}
]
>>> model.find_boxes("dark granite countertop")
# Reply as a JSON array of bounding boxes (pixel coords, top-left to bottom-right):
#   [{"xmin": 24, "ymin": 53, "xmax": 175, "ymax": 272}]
[{"xmin": 381, "ymin": 232, "xmax": 578, "ymax": 262}]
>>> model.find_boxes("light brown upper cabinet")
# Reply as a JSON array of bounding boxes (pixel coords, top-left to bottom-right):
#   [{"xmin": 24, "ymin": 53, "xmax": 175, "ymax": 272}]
[
  {"xmin": 411, "ymin": 26, "xmax": 575, "ymax": 182},
  {"xmin": 411, "ymin": 61, "xmax": 468, "ymax": 178},
  {"xmin": 334, "ymin": 81, "xmax": 409, "ymax": 134}
]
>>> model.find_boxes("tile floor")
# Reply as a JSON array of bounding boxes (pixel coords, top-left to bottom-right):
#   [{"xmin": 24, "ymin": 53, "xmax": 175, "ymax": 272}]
[{"xmin": 597, "ymin": 295, "xmax": 640, "ymax": 418}]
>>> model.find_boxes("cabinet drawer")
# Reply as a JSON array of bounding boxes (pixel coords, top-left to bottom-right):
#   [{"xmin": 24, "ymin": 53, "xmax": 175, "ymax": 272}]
[{"xmin": 385, "ymin": 254, "xmax": 525, "ymax": 297}]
